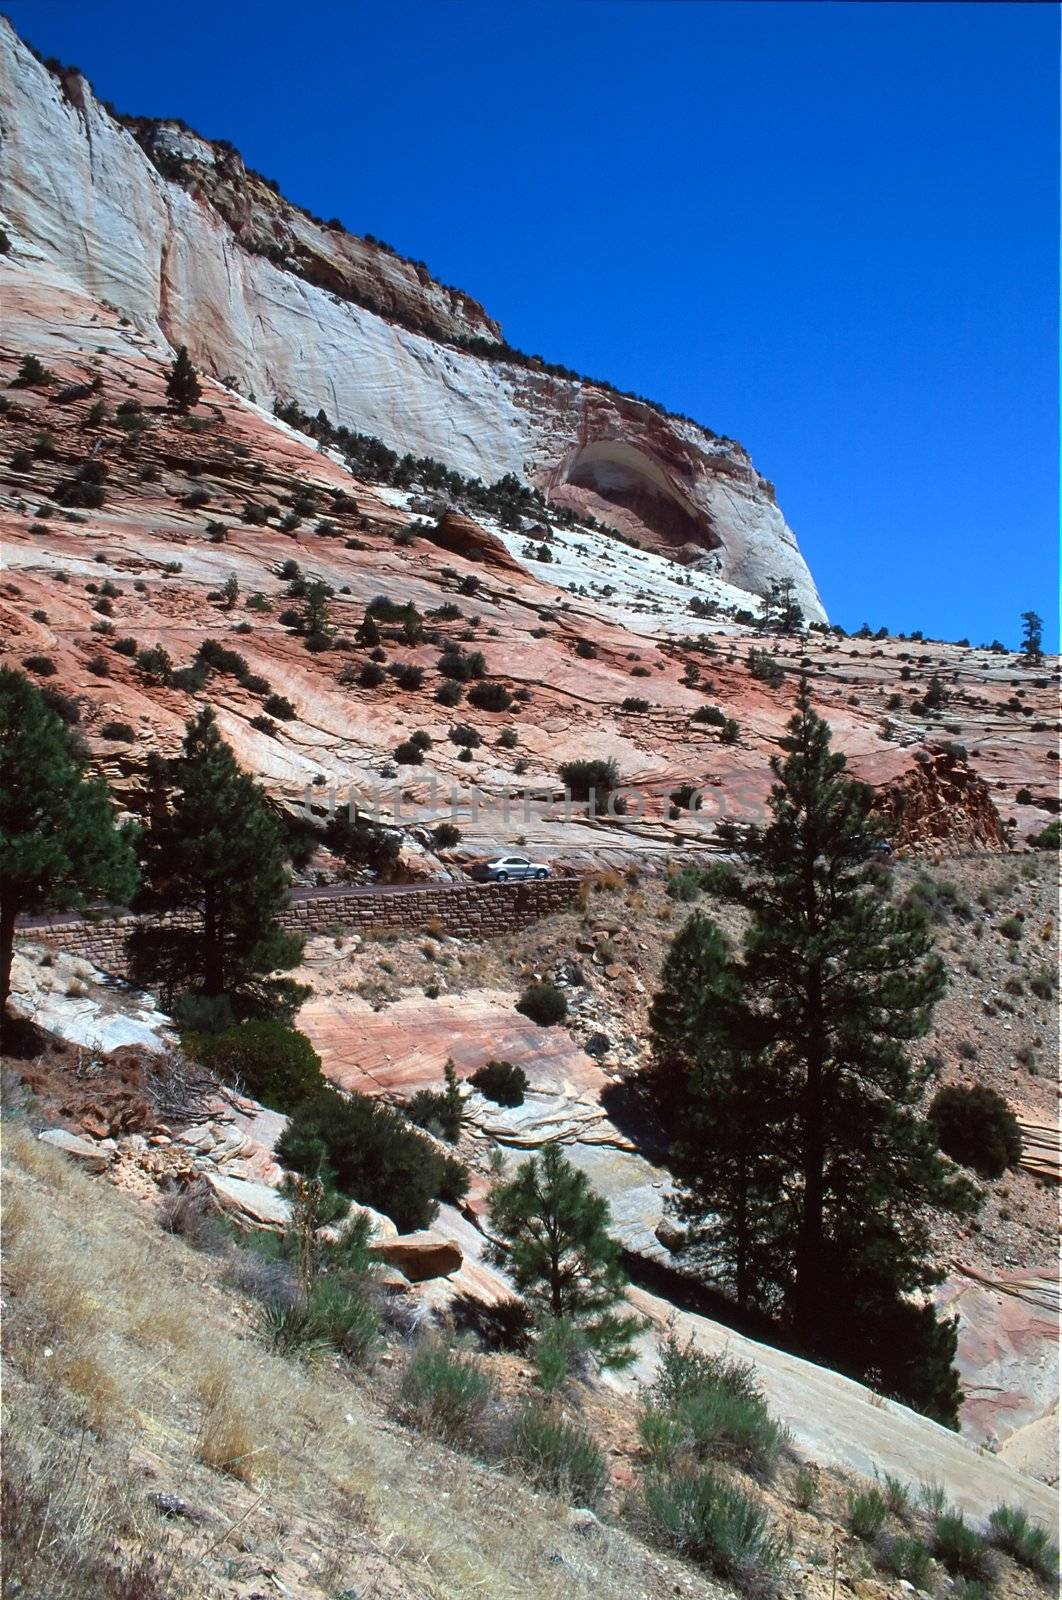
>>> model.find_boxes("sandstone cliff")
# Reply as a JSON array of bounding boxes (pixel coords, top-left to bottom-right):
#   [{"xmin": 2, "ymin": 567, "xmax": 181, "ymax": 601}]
[{"xmin": 0, "ymin": 20, "xmax": 825, "ymax": 620}]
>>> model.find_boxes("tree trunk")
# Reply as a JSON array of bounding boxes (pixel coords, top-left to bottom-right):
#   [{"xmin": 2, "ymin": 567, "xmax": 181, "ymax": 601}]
[
  {"xmin": 0, "ymin": 898, "xmax": 18, "ymax": 1029},
  {"xmin": 203, "ymin": 887, "xmax": 224, "ymax": 996}
]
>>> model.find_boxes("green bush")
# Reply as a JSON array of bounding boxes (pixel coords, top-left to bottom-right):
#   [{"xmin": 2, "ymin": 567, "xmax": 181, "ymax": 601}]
[
  {"xmin": 469, "ymin": 1059, "xmax": 528, "ymax": 1107},
  {"xmin": 621, "ymin": 696, "xmax": 650, "ymax": 713},
  {"xmin": 100, "ymin": 721, "xmax": 135, "ymax": 742},
  {"xmin": 666, "ymin": 867, "xmax": 704, "ymax": 902},
  {"xmin": 933, "ymin": 1512, "xmax": 996, "ymax": 1584},
  {"xmin": 791, "ymin": 1465, "xmax": 818, "ymax": 1510},
  {"xmin": 398, "ymin": 1344, "xmax": 492, "ymax": 1445},
  {"xmin": 848, "ymin": 1488, "xmax": 889, "ymax": 1542},
  {"xmin": 467, "ymin": 681, "xmax": 513, "ymax": 712},
  {"xmin": 877, "ymin": 1533, "xmax": 934, "ymax": 1588},
  {"xmin": 277, "ymin": 1086, "xmax": 468, "ymax": 1230},
  {"xmin": 508, "ymin": 1405, "xmax": 606, "ymax": 1503},
  {"xmin": 998, "ymin": 915, "xmax": 1023, "ymax": 942},
  {"xmin": 406, "ymin": 1061, "xmax": 463, "ymax": 1142},
  {"xmin": 642, "ymin": 1330, "xmax": 787, "ymax": 1481},
  {"xmin": 263, "ymin": 694, "xmax": 296, "ymax": 720},
  {"xmin": 986, "ymin": 1504, "xmax": 1059, "ymax": 1582},
  {"xmin": 928, "ymin": 1084, "xmax": 1022, "ymax": 1179},
  {"xmin": 1030, "ymin": 819, "xmax": 1060, "ymax": 851},
  {"xmin": 394, "ymin": 740, "xmax": 423, "ymax": 765},
  {"xmin": 438, "ymin": 645, "xmax": 486, "ymax": 681},
  {"xmin": 21, "ymin": 655, "xmax": 57, "ymax": 677},
  {"xmin": 193, "ymin": 1020, "xmax": 325, "ymax": 1113},
  {"xmin": 558, "ymin": 757, "xmax": 620, "ymax": 806},
  {"xmin": 636, "ymin": 1466, "xmax": 787, "ymax": 1592},
  {"xmin": 516, "ymin": 982, "xmax": 568, "ymax": 1027}
]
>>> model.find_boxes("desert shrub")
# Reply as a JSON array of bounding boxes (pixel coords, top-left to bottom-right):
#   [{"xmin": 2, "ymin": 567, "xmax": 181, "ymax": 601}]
[
  {"xmin": 933, "ymin": 1512, "xmax": 997, "ymax": 1584},
  {"xmin": 622, "ymin": 696, "xmax": 650, "ymax": 712},
  {"xmin": 574, "ymin": 638, "xmax": 597, "ymax": 658},
  {"xmin": 641, "ymin": 1331, "xmax": 786, "ymax": 1481},
  {"xmin": 1029, "ymin": 965, "xmax": 1058, "ymax": 1000},
  {"xmin": 692, "ymin": 703, "xmax": 727, "ymax": 726},
  {"xmin": 398, "ymin": 1344, "xmax": 492, "ymax": 1445},
  {"xmin": 879, "ymin": 1472, "xmax": 912, "ymax": 1518},
  {"xmin": 558, "ymin": 757, "xmax": 621, "ymax": 807},
  {"xmin": 748, "ymin": 649, "xmax": 784, "ymax": 687},
  {"xmin": 431, "ymin": 821, "xmax": 461, "ymax": 849},
  {"xmin": 21, "ymin": 654, "xmax": 57, "ymax": 676},
  {"xmin": 405, "ymin": 1061, "xmax": 463, "ymax": 1143},
  {"xmin": 986, "ymin": 1505, "xmax": 1059, "ymax": 1582},
  {"xmin": 263, "ymin": 694, "xmax": 296, "ymax": 720},
  {"xmin": 438, "ymin": 645, "xmax": 486, "ymax": 681},
  {"xmin": 508, "ymin": 1405, "xmax": 606, "ymax": 1503},
  {"xmin": 136, "ymin": 645, "xmax": 173, "ymax": 683},
  {"xmin": 791, "ymin": 1465, "xmax": 818, "ymax": 1510},
  {"xmin": 448, "ymin": 722, "xmax": 482, "ymax": 749},
  {"xmin": 877, "ymin": 1533, "xmax": 934, "ymax": 1588},
  {"xmin": 191, "ymin": 1020, "xmax": 325, "ymax": 1113},
  {"xmin": 848, "ymin": 1488, "xmax": 889, "ymax": 1541},
  {"xmin": 197, "ymin": 640, "xmax": 249, "ymax": 677},
  {"xmin": 240, "ymin": 673, "xmax": 271, "ymax": 696},
  {"xmin": 324, "ymin": 811, "xmax": 400, "ymax": 876},
  {"xmin": 998, "ymin": 915, "xmax": 1023, "ymax": 942},
  {"xmin": 928, "ymin": 1084, "xmax": 1022, "ymax": 1179},
  {"xmin": 667, "ymin": 867, "xmax": 704, "ymax": 902},
  {"xmin": 1030, "ymin": 819, "xmax": 1060, "ymax": 851},
  {"xmin": 100, "ymin": 721, "xmax": 135, "ymax": 741},
  {"xmin": 409, "ymin": 729, "xmax": 431, "ymax": 750},
  {"xmin": 636, "ymin": 1466, "xmax": 787, "ymax": 1592},
  {"xmin": 359, "ymin": 662, "xmax": 386, "ymax": 688},
  {"xmin": 394, "ymin": 740, "xmax": 423, "ymax": 766},
  {"xmin": 12, "ymin": 354, "xmax": 55, "ymax": 387},
  {"xmin": 516, "ymin": 982, "xmax": 568, "ymax": 1027},
  {"xmin": 250, "ymin": 715, "xmax": 277, "ymax": 736},
  {"xmin": 467, "ymin": 681, "xmax": 513, "ymax": 711},
  {"xmin": 392, "ymin": 663, "xmax": 424, "ymax": 690},
  {"xmin": 277, "ymin": 1086, "xmax": 467, "ymax": 1230},
  {"xmin": 469, "ymin": 1059, "xmax": 528, "ymax": 1107},
  {"xmin": 435, "ymin": 678, "xmax": 463, "ymax": 706},
  {"xmin": 170, "ymin": 664, "xmax": 208, "ymax": 692},
  {"xmin": 113, "ymin": 635, "xmax": 138, "ymax": 656}
]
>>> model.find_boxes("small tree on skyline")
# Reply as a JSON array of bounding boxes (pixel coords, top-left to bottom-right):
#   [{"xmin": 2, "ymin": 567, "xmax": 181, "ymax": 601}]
[{"xmin": 1020, "ymin": 611, "xmax": 1043, "ymax": 663}]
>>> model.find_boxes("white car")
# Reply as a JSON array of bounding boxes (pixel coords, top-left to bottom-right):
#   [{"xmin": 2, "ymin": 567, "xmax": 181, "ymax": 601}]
[{"xmin": 470, "ymin": 854, "xmax": 550, "ymax": 883}]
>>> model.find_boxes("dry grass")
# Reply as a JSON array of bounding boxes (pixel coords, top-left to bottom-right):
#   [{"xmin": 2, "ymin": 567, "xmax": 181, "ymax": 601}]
[{"xmin": 0, "ymin": 1123, "xmax": 729, "ymax": 1599}]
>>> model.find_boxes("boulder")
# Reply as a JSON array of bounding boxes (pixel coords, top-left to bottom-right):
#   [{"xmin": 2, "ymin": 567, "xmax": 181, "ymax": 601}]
[
  {"xmin": 38, "ymin": 1127, "xmax": 114, "ymax": 1173},
  {"xmin": 202, "ymin": 1171, "xmax": 291, "ymax": 1230},
  {"xmin": 370, "ymin": 1231, "xmax": 463, "ymax": 1282}
]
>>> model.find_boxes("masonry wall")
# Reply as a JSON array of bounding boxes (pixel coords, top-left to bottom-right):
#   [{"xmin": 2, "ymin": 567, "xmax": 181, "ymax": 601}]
[{"xmin": 18, "ymin": 879, "xmax": 581, "ymax": 978}]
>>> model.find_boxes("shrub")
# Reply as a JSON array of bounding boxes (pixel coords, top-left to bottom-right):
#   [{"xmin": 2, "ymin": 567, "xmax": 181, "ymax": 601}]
[
  {"xmin": 643, "ymin": 1332, "xmax": 786, "ymax": 1481},
  {"xmin": 999, "ymin": 915, "xmax": 1023, "ymax": 942},
  {"xmin": 667, "ymin": 867, "xmax": 704, "ymax": 902},
  {"xmin": 848, "ymin": 1488, "xmax": 889, "ymax": 1541},
  {"xmin": 469, "ymin": 1059, "xmax": 528, "ymax": 1107},
  {"xmin": 432, "ymin": 821, "xmax": 461, "ymax": 849},
  {"xmin": 394, "ymin": 740, "xmax": 423, "ymax": 765},
  {"xmin": 277, "ymin": 1086, "xmax": 467, "ymax": 1230},
  {"xmin": 636, "ymin": 1466, "xmax": 787, "ymax": 1591},
  {"xmin": 409, "ymin": 729, "xmax": 431, "ymax": 750},
  {"xmin": 986, "ymin": 1505, "xmax": 1059, "ymax": 1582},
  {"xmin": 516, "ymin": 982, "xmax": 568, "ymax": 1027},
  {"xmin": 136, "ymin": 645, "xmax": 173, "ymax": 684},
  {"xmin": 748, "ymin": 649, "xmax": 784, "ymax": 687},
  {"xmin": 933, "ymin": 1512, "xmax": 997, "ymax": 1584},
  {"xmin": 392, "ymin": 663, "xmax": 425, "ymax": 690},
  {"xmin": 508, "ymin": 1405, "xmax": 606, "ymax": 1503},
  {"xmin": 438, "ymin": 645, "xmax": 486, "ymax": 681},
  {"xmin": 324, "ymin": 811, "xmax": 400, "ymax": 876},
  {"xmin": 100, "ymin": 721, "xmax": 135, "ymax": 741},
  {"xmin": 398, "ymin": 1344, "xmax": 492, "ymax": 1445},
  {"xmin": 192, "ymin": 1020, "xmax": 325, "ymax": 1113},
  {"xmin": 622, "ymin": 696, "xmax": 650, "ymax": 712},
  {"xmin": 359, "ymin": 662, "xmax": 386, "ymax": 688},
  {"xmin": 877, "ymin": 1534, "xmax": 934, "ymax": 1588},
  {"xmin": 928, "ymin": 1084, "xmax": 1022, "ymax": 1179},
  {"xmin": 467, "ymin": 681, "xmax": 513, "ymax": 711},
  {"xmin": 791, "ymin": 1465, "xmax": 818, "ymax": 1510},
  {"xmin": 558, "ymin": 757, "xmax": 621, "ymax": 807},
  {"xmin": 12, "ymin": 354, "xmax": 55, "ymax": 387},
  {"xmin": 113, "ymin": 635, "xmax": 138, "ymax": 657},
  {"xmin": 263, "ymin": 694, "xmax": 296, "ymax": 720},
  {"xmin": 879, "ymin": 1472, "xmax": 912, "ymax": 1518},
  {"xmin": 405, "ymin": 1061, "xmax": 463, "ymax": 1143},
  {"xmin": 497, "ymin": 726, "xmax": 518, "ymax": 748},
  {"xmin": 692, "ymin": 703, "xmax": 727, "ymax": 726},
  {"xmin": 1030, "ymin": 819, "xmax": 1060, "ymax": 851},
  {"xmin": 250, "ymin": 715, "xmax": 277, "ymax": 736},
  {"xmin": 170, "ymin": 664, "xmax": 208, "ymax": 692},
  {"xmin": 22, "ymin": 655, "xmax": 57, "ymax": 676},
  {"xmin": 435, "ymin": 678, "xmax": 463, "ymax": 706}
]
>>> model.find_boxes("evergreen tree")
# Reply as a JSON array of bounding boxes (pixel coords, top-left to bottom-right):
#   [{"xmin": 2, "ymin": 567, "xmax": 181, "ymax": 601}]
[
  {"xmin": 0, "ymin": 669, "xmax": 138, "ymax": 1022},
  {"xmin": 129, "ymin": 706, "xmax": 305, "ymax": 1017},
  {"xmin": 302, "ymin": 581, "xmax": 332, "ymax": 638},
  {"xmin": 759, "ymin": 578, "xmax": 804, "ymax": 635},
  {"xmin": 647, "ymin": 680, "xmax": 979, "ymax": 1423},
  {"xmin": 487, "ymin": 1144, "xmax": 642, "ymax": 1368},
  {"xmin": 165, "ymin": 345, "xmax": 202, "ymax": 414},
  {"xmin": 1020, "ymin": 611, "xmax": 1043, "ymax": 663}
]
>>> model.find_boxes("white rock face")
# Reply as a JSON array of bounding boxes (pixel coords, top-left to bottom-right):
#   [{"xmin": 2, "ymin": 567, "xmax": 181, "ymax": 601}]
[{"xmin": 0, "ymin": 20, "xmax": 825, "ymax": 621}]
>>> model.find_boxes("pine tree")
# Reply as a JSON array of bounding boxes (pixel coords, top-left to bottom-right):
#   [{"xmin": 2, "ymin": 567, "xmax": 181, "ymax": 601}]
[
  {"xmin": 759, "ymin": 578, "xmax": 804, "ymax": 635},
  {"xmin": 0, "ymin": 668, "xmax": 139, "ymax": 1023},
  {"xmin": 221, "ymin": 573, "xmax": 240, "ymax": 610},
  {"xmin": 1020, "ymin": 611, "xmax": 1043, "ymax": 663},
  {"xmin": 487, "ymin": 1144, "xmax": 642, "ymax": 1368},
  {"xmin": 165, "ymin": 345, "xmax": 202, "ymax": 414},
  {"xmin": 129, "ymin": 706, "xmax": 305, "ymax": 1017},
  {"xmin": 647, "ymin": 680, "xmax": 979, "ymax": 1423}
]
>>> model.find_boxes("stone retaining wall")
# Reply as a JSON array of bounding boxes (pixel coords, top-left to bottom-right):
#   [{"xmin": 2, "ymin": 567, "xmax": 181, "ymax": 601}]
[{"xmin": 19, "ymin": 878, "xmax": 581, "ymax": 978}]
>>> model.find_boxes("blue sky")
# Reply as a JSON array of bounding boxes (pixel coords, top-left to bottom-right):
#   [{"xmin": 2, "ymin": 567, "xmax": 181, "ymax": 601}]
[{"xmin": 9, "ymin": 1, "xmax": 1057, "ymax": 647}]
